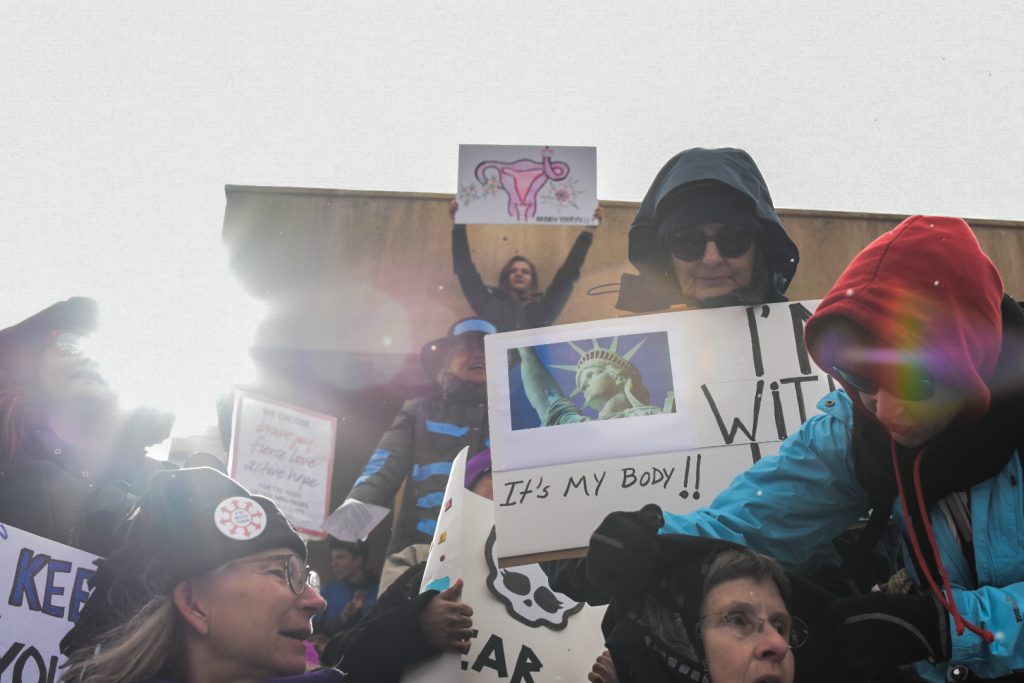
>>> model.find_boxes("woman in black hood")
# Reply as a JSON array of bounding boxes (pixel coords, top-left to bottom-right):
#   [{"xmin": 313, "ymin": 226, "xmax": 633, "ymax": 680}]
[{"xmin": 616, "ymin": 148, "xmax": 799, "ymax": 313}]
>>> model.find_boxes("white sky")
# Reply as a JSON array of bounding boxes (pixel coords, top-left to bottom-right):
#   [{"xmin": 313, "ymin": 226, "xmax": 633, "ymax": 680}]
[{"xmin": 2, "ymin": 1, "xmax": 1021, "ymax": 437}]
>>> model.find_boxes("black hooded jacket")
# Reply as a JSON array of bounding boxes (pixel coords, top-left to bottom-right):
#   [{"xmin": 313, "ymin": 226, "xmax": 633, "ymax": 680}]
[{"xmin": 616, "ymin": 147, "xmax": 799, "ymax": 313}]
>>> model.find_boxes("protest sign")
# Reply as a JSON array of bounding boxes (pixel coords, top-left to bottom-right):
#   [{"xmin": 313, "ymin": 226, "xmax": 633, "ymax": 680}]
[
  {"xmin": 402, "ymin": 453, "xmax": 605, "ymax": 683},
  {"xmin": 485, "ymin": 301, "xmax": 830, "ymax": 563},
  {"xmin": 455, "ymin": 145, "xmax": 598, "ymax": 226},
  {"xmin": 229, "ymin": 390, "xmax": 337, "ymax": 538},
  {"xmin": 0, "ymin": 524, "xmax": 99, "ymax": 683}
]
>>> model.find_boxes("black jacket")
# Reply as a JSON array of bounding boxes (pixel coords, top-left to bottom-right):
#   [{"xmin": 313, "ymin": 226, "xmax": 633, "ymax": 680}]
[
  {"xmin": 452, "ymin": 224, "xmax": 593, "ymax": 332},
  {"xmin": 346, "ymin": 377, "xmax": 488, "ymax": 555},
  {"xmin": 616, "ymin": 147, "xmax": 799, "ymax": 313},
  {"xmin": 0, "ymin": 407, "xmax": 174, "ymax": 555}
]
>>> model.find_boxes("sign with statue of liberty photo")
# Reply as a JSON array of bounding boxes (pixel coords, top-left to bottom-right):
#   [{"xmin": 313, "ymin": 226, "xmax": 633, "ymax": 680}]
[
  {"xmin": 485, "ymin": 301, "xmax": 834, "ymax": 564},
  {"xmin": 455, "ymin": 144, "xmax": 598, "ymax": 227}
]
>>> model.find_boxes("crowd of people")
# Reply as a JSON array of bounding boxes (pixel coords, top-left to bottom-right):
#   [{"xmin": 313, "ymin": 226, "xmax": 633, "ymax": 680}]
[{"xmin": 1, "ymin": 146, "xmax": 1021, "ymax": 682}]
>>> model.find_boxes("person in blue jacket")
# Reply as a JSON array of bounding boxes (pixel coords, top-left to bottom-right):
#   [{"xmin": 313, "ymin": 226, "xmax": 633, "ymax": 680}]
[{"xmin": 594, "ymin": 215, "xmax": 1024, "ymax": 681}]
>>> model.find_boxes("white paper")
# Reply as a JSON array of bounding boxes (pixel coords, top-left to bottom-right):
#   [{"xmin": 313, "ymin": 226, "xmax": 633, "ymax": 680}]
[
  {"xmin": 322, "ymin": 498, "xmax": 391, "ymax": 542},
  {"xmin": 0, "ymin": 524, "xmax": 100, "ymax": 682},
  {"xmin": 455, "ymin": 144, "xmax": 597, "ymax": 226},
  {"xmin": 485, "ymin": 301, "xmax": 831, "ymax": 562},
  {"xmin": 228, "ymin": 390, "xmax": 338, "ymax": 538}
]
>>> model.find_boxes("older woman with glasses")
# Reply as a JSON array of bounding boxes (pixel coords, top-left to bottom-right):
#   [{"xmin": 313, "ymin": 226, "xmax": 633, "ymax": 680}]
[
  {"xmin": 61, "ymin": 467, "xmax": 338, "ymax": 683},
  {"xmin": 0, "ymin": 297, "xmax": 174, "ymax": 555},
  {"xmin": 615, "ymin": 147, "xmax": 799, "ymax": 314}
]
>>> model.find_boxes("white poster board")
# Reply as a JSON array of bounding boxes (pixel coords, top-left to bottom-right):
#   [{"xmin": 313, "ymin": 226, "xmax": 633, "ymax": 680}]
[
  {"xmin": 402, "ymin": 456, "xmax": 605, "ymax": 683},
  {"xmin": 485, "ymin": 301, "xmax": 831, "ymax": 563},
  {"xmin": 455, "ymin": 144, "xmax": 598, "ymax": 226},
  {"xmin": 0, "ymin": 524, "xmax": 100, "ymax": 683},
  {"xmin": 228, "ymin": 391, "xmax": 337, "ymax": 538}
]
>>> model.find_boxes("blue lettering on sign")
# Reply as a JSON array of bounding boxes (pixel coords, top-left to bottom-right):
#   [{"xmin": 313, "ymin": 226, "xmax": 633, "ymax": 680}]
[
  {"xmin": 7, "ymin": 548, "xmax": 96, "ymax": 622},
  {"xmin": 425, "ymin": 420, "xmax": 470, "ymax": 437}
]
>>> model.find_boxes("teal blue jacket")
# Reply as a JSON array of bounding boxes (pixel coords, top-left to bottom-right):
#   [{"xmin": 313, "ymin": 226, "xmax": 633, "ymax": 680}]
[{"xmin": 662, "ymin": 390, "xmax": 1024, "ymax": 681}]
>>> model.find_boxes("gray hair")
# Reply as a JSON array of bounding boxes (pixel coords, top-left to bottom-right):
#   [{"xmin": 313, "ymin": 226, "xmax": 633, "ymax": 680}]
[
  {"xmin": 702, "ymin": 547, "xmax": 792, "ymax": 610},
  {"xmin": 60, "ymin": 594, "xmax": 178, "ymax": 683}
]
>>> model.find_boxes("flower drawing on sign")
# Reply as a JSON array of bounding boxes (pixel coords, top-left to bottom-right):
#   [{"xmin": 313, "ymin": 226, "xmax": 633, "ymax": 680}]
[
  {"xmin": 474, "ymin": 147, "xmax": 571, "ymax": 221},
  {"xmin": 540, "ymin": 178, "xmax": 582, "ymax": 212},
  {"xmin": 484, "ymin": 527, "xmax": 584, "ymax": 629},
  {"xmin": 458, "ymin": 183, "xmax": 481, "ymax": 205}
]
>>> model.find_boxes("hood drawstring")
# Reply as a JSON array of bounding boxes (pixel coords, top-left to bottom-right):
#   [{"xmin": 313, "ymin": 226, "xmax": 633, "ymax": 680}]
[{"xmin": 891, "ymin": 444, "xmax": 995, "ymax": 644}]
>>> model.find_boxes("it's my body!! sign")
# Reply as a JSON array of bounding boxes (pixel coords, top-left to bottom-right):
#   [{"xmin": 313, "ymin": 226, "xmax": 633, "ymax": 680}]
[{"xmin": 485, "ymin": 301, "xmax": 830, "ymax": 564}]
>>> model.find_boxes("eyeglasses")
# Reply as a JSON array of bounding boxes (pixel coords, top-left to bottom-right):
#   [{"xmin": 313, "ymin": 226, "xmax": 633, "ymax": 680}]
[
  {"xmin": 698, "ymin": 608, "xmax": 808, "ymax": 649},
  {"xmin": 831, "ymin": 363, "xmax": 935, "ymax": 401},
  {"xmin": 229, "ymin": 553, "xmax": 320, "ymax": 596},
  {"xmin": 663, "ymin": 224, "xmax": 756, "ymax": 262},
  {"xmin": 48, "ymin": 331, "xmax": 88, "ymax": 357}
]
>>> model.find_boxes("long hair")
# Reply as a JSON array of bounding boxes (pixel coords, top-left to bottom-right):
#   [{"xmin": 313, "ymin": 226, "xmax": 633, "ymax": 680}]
[
  {"xmin": 498, "ymin": 256, "xmax": 540, "ymax": 300},
  {"xmin": 61, "ymin": 594, "xmax": 179, "ymax": 683},
  {"xmin": 0, "ymin": 346, "xmax": 46, "ymax": 470}
]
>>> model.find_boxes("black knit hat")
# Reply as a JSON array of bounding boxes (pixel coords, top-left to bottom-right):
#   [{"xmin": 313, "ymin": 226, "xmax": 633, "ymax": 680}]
[
  {"xmin": 0, "ymin": 297, "xmax": 98, "ymax": 372},
  {"xmin": 61, "ymin": 467, "xmax": 305, "ymax": 655},
  {"xmin": 655, "ymin": 182, "xmax": 762, "ymax": 244}
]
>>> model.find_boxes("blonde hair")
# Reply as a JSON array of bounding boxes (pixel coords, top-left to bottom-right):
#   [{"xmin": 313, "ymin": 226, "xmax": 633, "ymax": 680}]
[{"xmin": 60, "ymin": 595, "xmax": 178, "ymax": 683}]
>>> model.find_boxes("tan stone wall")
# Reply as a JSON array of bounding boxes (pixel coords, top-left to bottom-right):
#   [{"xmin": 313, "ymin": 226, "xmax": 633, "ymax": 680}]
[{"xmin": 223, "ymin": 185, "xmax": 1024, "ymax": 356}]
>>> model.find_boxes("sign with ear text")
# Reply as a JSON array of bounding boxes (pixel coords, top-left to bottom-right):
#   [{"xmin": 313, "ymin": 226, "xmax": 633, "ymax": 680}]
[
  {"xmin": 0, "ymin": 524, "xmax": 100, "ymax": 683},
  {"xmin": 485, "ymin": 301, "xmax": 829, "ymax": 564},
  {"xmin": 228, "ymin": 391, "xmax": 337, "ymax": 538}
]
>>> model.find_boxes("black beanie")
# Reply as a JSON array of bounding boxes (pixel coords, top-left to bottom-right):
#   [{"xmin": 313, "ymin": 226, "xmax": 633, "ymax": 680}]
[
  {"xmin": 655, "ymin": 182, "xmax": 762, "ymax": 244},
  {"xmin": 61, "ymin": 467, "xmax": 305, "ymax": 655}
]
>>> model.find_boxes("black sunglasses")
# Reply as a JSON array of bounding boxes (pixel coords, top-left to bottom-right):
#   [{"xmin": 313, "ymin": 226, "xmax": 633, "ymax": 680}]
[
  {"xmin": 831, "ymin": 363, "xmax": 935, "ymax": 402},
  {"xmin": 663, "ymin": 224, "xmax": 756, "ymax": 262}
]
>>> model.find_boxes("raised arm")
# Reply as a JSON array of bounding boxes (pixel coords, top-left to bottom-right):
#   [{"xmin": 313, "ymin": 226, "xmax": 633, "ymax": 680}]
[
  {"xmin": 450, "ymin": 200, "xmax": 493, "ymax": 317},
  {"xmin": 518, "ymin": 346, "xmax": 569, "ymax": 422},
  {"xmin": 527, "ymin": 206, "xmax": 602, "ymax": 327}
]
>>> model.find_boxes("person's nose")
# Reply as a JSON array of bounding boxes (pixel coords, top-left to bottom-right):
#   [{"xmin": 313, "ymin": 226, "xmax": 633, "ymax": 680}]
[
  {"xmin": 753, "ymin": 623, "xmax": 790, "ymax": 662},
  {"xmin": 700, "ymin": 238, "xmax": 724, "ymax": 267},
  {"xmin": 299, "ymin": 584, "xmax": 328, "ymax": 615},
  {"xmin": 872, "ymin": 388, "xmax": 908, "ymax": 424}
]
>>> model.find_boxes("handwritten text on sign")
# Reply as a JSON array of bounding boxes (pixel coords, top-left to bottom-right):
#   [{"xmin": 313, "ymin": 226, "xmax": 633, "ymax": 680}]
[
  {"xmin": 484, "ymin": 301, "xmax": 828, "ymax": 561},
  {"xmin": 229, "ymin": 392, "xmax": 337, "ymax": 538},
  {"xmin": 1, "ymin": 524, "xmax": 100, "ymax": 683}
]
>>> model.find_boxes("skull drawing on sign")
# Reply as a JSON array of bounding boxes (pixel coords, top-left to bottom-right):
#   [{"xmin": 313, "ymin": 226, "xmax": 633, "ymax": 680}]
[{"xmin": 484, "ymin": 526, "xmax": 584, "ymax": 629}]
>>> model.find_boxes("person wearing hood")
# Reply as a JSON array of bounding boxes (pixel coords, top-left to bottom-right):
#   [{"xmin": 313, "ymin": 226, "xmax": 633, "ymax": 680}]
[
  {"xmin": 597, "ymin": 216, "xmax": 1024, "ymax": 681},
  {"xmin": 451, "ymin": 199, "xmax": 602, "ymax": 332},
  {"xmin": 615, "ymin": 147, "xmax": 799, "ymax": 313},
  {"xmin": 337, "ymin": 318, "xmax": 494, "ymax": 592},
  {"xmin": 0, "ymin": 297, "xmax": 174, "ymax": 555},
  {"xmin": 60, "ymin": 467, "xmax": 338, "ymax": 683}
]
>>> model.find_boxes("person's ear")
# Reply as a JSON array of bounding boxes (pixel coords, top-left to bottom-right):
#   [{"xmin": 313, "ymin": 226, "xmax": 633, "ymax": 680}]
[{"xmin": 173, "ymin": 580, "xmax": 211, "ymax": 636}]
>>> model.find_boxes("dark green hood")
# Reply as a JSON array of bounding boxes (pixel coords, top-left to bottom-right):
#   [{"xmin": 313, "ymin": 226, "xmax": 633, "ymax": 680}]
[{"xmin": 616, "ymin": 148, "xmax": 799, "ymax": 312}]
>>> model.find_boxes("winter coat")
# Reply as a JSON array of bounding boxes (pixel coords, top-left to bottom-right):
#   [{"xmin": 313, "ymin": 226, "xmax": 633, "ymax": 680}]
[
  {"xmin": 452, "ymin": 223, "xmax": 593, "ymax": 332},
  {"xmin": 322, "ymin": 562, "xmax": 440, "ymax": 683},
  {"xmin": 617, "ymin": 147, "xmax": 799, "ymax": 313},
  {"xmin": 142, "ymin": 668, "xmax": 346, "ymax": 683},
  {"xmin": 0, "ymin": 407, "xmax": 174, "ymax": 555},
  {"xmin": 664, "ymin": 215, "xmax": 1024, "ymax": 681},
  {"xmin": 345, "ymin": 377, "xmax": 488, "ymax": 555}
]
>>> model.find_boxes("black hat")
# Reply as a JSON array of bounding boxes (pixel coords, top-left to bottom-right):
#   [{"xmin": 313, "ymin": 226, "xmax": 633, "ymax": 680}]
[
  {"xmin": 655, "ymin": 182, "xmax": 762, "ymax": 243},
  {"xmin": 62, "ymin": 467, "xmax": 305, "ymax": 655},
  {"xmin": 420, "ymin": 318, "xmax": 497, "ymax": 380},
  {"xmin": 0, "ymin": 297, "xmax": 98, "ymax": 370}
]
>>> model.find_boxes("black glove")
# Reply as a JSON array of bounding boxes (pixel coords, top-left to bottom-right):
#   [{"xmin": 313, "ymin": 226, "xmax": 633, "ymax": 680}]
[
  {"xmin": 826, "ymin": 591, "xmax": 950, "ymax": 673},
  {"xmin": 587, "ymin": 504, "xmax": 664, "ymax": 600}
]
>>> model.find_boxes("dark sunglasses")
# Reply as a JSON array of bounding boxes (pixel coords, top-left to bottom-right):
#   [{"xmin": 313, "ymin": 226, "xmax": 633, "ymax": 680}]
[
  {"xmin": 831, "ymin": 363, "xmax": 935, "ymax": 401},
  {"xmin": 663, "ymin": 224, "xmax": 756, "ymax": 262}
]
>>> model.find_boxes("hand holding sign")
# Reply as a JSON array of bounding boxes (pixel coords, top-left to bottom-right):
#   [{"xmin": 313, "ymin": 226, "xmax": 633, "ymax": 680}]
[{"xmin": 421, "ymin": 578, "xmax": 475, "ymax": 655}]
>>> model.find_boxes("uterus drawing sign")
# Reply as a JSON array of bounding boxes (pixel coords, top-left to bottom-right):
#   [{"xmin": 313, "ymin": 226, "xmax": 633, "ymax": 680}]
[
  {"xmin": 475, "ymin": 147, "xmax": 569, "ymax": 221},
  {"xmin": 456, "ymin": 144, "xmax": 597, "ymax": 226}
]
